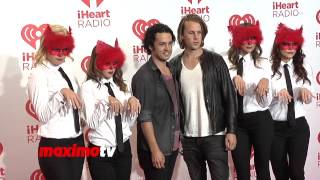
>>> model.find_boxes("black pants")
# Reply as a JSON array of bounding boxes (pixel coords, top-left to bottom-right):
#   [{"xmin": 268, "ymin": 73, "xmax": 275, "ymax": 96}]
[
  {"xmin": 271, "ymin": 117, "xmax": 310, "ymax": 180},
  {"xmin": 138, "ymin": 149, "xmax": 178, "ymax": 180},
  {"xmin": 38, "ymin": 135, "xmax": 85, "ymax": 180},
  {"xmin": 232, "ymin": 110, "xmax": 273, "ymax": 180},
  {"xmin": 87, "ymin": 141, "xmax": 132, "ymax": 180},
  {"xmin": 182, "ymin": 135, "xmax": 228, "ymax": 180}
]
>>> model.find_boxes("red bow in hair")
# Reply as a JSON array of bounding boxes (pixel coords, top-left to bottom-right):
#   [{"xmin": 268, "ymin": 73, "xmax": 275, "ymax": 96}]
[
  {"xmin": 95, "ymin": 39, "xmax": 125, "ymax": 70},
  {"xmin": 43, "ymin": 25, "xmax": 75, "ymax": 56},
  {"xmin": 228, "ymin": 21, "xmax": 263, "ymax": 48},
  {"xmin": 275, "ymin": 23, "xmax": 304, "ymax": 47}
]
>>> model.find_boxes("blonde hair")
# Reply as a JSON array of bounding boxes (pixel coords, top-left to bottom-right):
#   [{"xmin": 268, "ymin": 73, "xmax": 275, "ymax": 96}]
[{"xmin": 34, "ymin": 24, "xmax": 73, "ymax": 66}]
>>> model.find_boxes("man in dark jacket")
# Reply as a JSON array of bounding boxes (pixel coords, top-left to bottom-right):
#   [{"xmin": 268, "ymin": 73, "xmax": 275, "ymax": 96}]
[
  {"xmin": 132, "ymin": 23, "xmax": 181, "ymax": 180},
  {"xmin": 169, "ymin": 14, "xmax": 237, "ymax": 180}
]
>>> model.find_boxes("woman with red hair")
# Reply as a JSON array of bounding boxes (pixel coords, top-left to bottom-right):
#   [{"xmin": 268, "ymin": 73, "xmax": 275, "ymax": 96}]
[
  {"xmin": 80, "ymin": 39, "xmax": 140, "ymax": 180},
  {"xmin": 269, "ymin": 23, "xmax": 314, "ymax": 180},
  {"xmin": 225, "ymin": 21, "xmax": 273, "ymax": 180}
]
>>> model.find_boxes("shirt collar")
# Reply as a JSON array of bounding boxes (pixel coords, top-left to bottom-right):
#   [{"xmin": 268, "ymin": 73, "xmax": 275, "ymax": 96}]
[
  {"xmin": 101, "ymin": 77, "xmax": 114, "ymax": 86},
  {"xmin": 240, "ymin": 53, "xmax": 251, "ymax": 62},
  {"xmin": 281, "ymin": 59, "xmax": 293, "ymax": 69},
  {"xmin": 43, "ymin": 60, "xmax": 65, "ymax": 71}
]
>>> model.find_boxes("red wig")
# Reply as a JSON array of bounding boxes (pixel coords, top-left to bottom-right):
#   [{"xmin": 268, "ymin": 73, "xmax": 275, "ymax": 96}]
[
  {"xmin": 228, "ymin": 21, "xmax": 263, "ymax": 48},
  {"xmin": 43, "ymin": 25, "xmax": 75, "ymax": 55},
  {"xmin": 275, "ymin": 23, "xmax": 304, "ymax": 47},
  {"xmin": 95, "ymin": 39, "xmax": 125, "ymax": 70}
]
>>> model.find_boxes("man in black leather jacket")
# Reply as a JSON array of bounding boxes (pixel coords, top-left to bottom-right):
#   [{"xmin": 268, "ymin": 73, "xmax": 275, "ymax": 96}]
[{"xmin": 169, "ymin": 14, "xmax": 237, "ymax": 180}]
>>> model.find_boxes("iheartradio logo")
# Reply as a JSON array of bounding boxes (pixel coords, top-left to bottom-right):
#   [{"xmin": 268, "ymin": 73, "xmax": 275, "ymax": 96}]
[
  {"xmin": 0, "ymin": 143, "xmax": 3, "ymax": 156},
  {"xmin": 21, "ymin": 24, "xmax": 48, "ymax": 49},
  {"xmin": 132, "ymin": 19, "xmax": 160, "ymax": 41},
  {"xmin": 317, "ymin": 71, "xmax": 320, "ymax": 85},
  {"xmin": 229, "ymin": 14, "xmax": 255, "ymax": 26},
  {"xmin": 82, "ymin": 0, "xmax": 104, "ymax": 8},
  {"xmin": 316, "ymin": 10, "xmax": 320, "ymax": 24},
  {"xmin": 81, "ymin": 56, "xmax": 91, "ymax": 73},
  {"xmin": 187, "ymin": 0, "xmax": 203, "ymax": 4},
  {"xmin": 30, "ymin": 169, "xmax": 45, "ymax": 180},
  {"xmin": 26, "ymin": 100, "xmax": 39, "ymax": 121}
]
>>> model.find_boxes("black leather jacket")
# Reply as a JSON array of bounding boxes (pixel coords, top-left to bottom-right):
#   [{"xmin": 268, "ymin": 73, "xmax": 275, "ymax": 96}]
[{"xmin": 169, "ymin": 49, "xmax": 237, "ymax": 134}]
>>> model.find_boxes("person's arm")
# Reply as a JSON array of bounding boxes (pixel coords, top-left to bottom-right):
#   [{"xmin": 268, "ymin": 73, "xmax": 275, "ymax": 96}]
[
  {"xmin": 141, "ymin": 122, "xmax": 165, "ymax": 168},
  {"xmin": 27, "ymin": 69, "xmax": 66, "ymax": 123},
  {"xmin": 218, "ymin": 57, "xmax": 237, "ymax": 150},
  {"xmin": 81, "ymin": 82, "xmax": 109, "ymax": 129},
  {"xmin": 131, "ymin": 71, "xmax": 165, "ymax": 169}
]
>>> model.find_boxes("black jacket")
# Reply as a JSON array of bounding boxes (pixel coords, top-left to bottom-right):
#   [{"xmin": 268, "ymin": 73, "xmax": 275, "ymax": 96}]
[
  {"xmin": 132, "ymin": 59, "xmax": 181, "ymax": 155},
  {"xmin": 169, "ymin": 49, "xmax": 237, "ymax": 134}
]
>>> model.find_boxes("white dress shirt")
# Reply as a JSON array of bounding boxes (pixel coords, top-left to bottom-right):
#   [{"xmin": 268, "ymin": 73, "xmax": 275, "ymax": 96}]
[
  {"xmin": 81, "ymin": 78, "xmax": 136, "ymax": 157},
  {"xmin": 27, "ymin": 60, "xmax": 82, "ymax": 138},
  {"xmin": 269, "ymin": 59, "xmax": 314, "ymax": 121},
  {"xmin": 225, "ymin": 54, "xmax": 273, "ymax": 113}
]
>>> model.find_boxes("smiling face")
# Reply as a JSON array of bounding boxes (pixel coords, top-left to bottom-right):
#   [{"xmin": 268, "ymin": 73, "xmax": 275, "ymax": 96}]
[{"xmin": 150, "ymin": 32, "xmax": 174, "ymax": 62}]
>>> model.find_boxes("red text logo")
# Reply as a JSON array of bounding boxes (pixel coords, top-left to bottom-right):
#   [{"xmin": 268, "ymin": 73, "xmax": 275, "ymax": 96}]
[
  {"xmin": 26, "ymin": 100, "xmax": 39, "ymax": 121},
  {"xmin": 0, "ymin": 143, "xmax": 3, "ymax": 156},
  {"xmin": 81, "ymin": 56, "xmax": 91, "ymax": 73},
  {"xmin": 229, "ymin": 14, "xmax": 255, "ymax": 26},
  {"xmin": 187, "ymin": 0, "xmax": 203, "ymax": 4},
  {"xmin": 317, "ymin": 71, "xmax": 320, "ymax": 85},
  {"xmin": 316, "ymin": 10, "xmax": 320, "ymax": 24},
  {"xmin": 39, "ymin": 144, "xmax": 100, "ymax": 158},
  {"xmin": 30, "ymin": 169, "xmax": 45, "ymax": 180},
  {"xmin": 82, "ymin": 0, "xmax": 104, "ymax": 8},
  {"xmin": 132, "ymin": 19, "xmax": 160, "ymax": 41},
  {"xmin": 21, "ymin": 24, "xmax": 47, "ymax": 49}
]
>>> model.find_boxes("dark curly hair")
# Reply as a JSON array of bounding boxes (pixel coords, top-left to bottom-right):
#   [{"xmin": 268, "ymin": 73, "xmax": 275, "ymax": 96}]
[{"xmin": 143, "ymin": 23, "xmax": 176, "ymax": 55}]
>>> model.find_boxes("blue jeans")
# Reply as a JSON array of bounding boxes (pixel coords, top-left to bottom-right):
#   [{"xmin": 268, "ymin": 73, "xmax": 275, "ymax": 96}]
[{"xmin": 182, "ymin": 135, "xmax": 228, "ymax": 180}]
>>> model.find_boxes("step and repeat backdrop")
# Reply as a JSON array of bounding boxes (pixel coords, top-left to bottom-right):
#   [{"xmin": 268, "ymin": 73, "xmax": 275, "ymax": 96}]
[{"xmin": 0, "ymin": 0, "xmax": 320, "ymax": 179}]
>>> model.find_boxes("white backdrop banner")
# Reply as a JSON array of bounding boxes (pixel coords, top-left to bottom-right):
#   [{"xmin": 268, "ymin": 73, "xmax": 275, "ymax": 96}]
[{"xmin": 0, "ymin": 0, "xmax": 320, "ymax": 179}]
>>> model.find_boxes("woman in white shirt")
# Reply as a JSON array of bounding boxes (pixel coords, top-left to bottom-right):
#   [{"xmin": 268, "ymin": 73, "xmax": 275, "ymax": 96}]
[
  {"xmin": 81, "ymin": 40, "xmax": 140, "ymax": 180},
  {"xmin": 27, "ymin": 24, "xmax": 84, "ymax": 180},
  {"xmin": 269, "ymin": 23, "xmax": 314, "ymax": 180},
  {"xmin": 226, "ymin": 21, "xmax": 273, "ymax": 180}
]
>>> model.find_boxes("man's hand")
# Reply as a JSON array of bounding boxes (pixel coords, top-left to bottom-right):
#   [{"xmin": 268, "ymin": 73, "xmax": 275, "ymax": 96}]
[
  {"xmin": 151, "ymin": 148, "xmax": 165, "ymax": 169},
  {"xmin": 225, "ymin": 133, "xmax": 237, "ymax": 151}
]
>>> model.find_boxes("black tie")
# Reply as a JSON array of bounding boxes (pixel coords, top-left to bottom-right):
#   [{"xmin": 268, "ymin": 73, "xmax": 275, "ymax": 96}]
[
  {"xmin": 283, "ymin": 64, "xmax": 296, "ymax": 127},
  {"xmin": 237, "ymin": 57, "xmax": 244, "ymax": 117},
  {"xmin": 105, "ymin": 82, "xmax": 124, "ymax": 152},
  {"xmin": 58, "ymin": 67, "xmax": 80, "ymax": 133}
]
